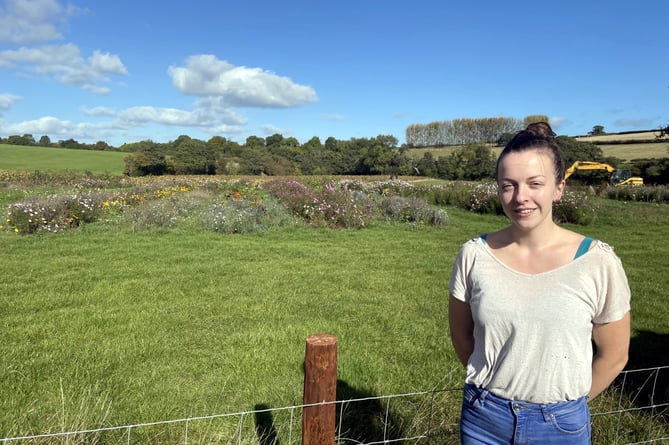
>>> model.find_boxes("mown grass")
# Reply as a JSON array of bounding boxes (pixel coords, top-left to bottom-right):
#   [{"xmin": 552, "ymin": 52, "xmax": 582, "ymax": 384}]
[
  {"xmin": 0, "ymin": 177, "xmax": 667, "ymax": 444},
  {"xmin": 0, "ymin": 144, "xmax": 127, "ymax": 175}
]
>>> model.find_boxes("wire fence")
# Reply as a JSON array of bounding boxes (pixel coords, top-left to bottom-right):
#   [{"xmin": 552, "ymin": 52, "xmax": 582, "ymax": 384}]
[{"xmin": 2, "ymin": 366, "xmax": 667, "ymax": 445}]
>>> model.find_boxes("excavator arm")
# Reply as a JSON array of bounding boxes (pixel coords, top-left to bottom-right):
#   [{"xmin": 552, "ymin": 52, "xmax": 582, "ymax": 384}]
[
  {"xmin": 564, "ymin": 161, "xmax": 643, "ymax": 186},
  {"xmin": 564, "ymin": 161, "xmax": 616, "ymax": 180}
]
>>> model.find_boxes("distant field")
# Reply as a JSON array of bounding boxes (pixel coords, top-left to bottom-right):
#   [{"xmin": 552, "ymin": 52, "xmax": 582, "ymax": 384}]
[
  {"xmin": 0, "ymin": 144, "xmax": 127, "ymax": 175},
  {"xmin": 575, "ymin": 131, "xmax": 667, "ymax": 143},
  {"xmin": 407, "ymin": 132, "xmax": 669, "ymax": 162}
]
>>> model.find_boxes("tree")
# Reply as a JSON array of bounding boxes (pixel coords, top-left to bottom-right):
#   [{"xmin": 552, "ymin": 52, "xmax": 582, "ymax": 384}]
[
  {"xmin": 245, "ymin": 136, "xmax": 265, "ymax": 148},
  {"xmin": 7, "ymin": 134, "xmax": 33, "ymax": 145},
  {"xmin": 555, "ymin": 136, "xmax": 604, "ymax": 170},
  {"xmin": 415, "ymin": 152, "xmax": 437, "ymax": 177},
  {"xmin": 172, "ymin": 139, "xmax": 216, "ymax": 175},
  {"xmin": 588, "ymin": 125, "xmax": 606, "ymax": 136},
  {"xmin": 302, "ymin": 136, "xmax": 323, "ymax": 151},
  {"xmin": 265, "ymin": 133, "xmax": 284, "ymax": 147},
  {"xmin": 523, "ymin": 115, "xmax": 550, "ymax": 126},
  {"xmin": 38, "ymin": 135, "xmax": 52, "ymax": 146},
  {"xmin": 123, "ymin": 142, "xmax": 167, "ymax": 176},
  {"xmin": 437, "ymin": 144, "xmax": 496, "ymax": 180},
  {"xmin": 95, "ymin": 140, "xmax": 111, "ymax": 151},
  {"xmin": 357, "ymin": 141, "xmax": 393, "ymax": 174}
]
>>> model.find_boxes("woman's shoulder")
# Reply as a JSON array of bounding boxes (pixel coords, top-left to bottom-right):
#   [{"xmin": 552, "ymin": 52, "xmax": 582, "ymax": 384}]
[{"xmin": 590, "ymin": 239, "xmax": 622, "ymax": 258}]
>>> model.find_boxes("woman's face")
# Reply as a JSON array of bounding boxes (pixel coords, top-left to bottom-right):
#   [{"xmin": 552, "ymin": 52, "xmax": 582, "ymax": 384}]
[{"xmin": 497, "ymin": 149, "xmax": 565, "ymax": 231}]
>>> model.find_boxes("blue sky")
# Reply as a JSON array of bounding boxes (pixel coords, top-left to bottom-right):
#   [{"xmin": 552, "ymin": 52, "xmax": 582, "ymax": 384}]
[{"xmin": 0, "ymin": 0, "xmax": 667, "ymax": 147}]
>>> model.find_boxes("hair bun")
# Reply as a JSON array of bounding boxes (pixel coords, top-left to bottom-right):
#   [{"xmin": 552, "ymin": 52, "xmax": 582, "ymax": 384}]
[{"xmin": 526, "ymin": 122, "xmax": 555, "ymax": 139}]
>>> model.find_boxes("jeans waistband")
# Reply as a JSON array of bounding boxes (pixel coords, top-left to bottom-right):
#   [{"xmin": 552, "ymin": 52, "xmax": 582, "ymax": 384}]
[{"xmin": 464, "ymin": 384, "xmax": 588, "ymax": 414}]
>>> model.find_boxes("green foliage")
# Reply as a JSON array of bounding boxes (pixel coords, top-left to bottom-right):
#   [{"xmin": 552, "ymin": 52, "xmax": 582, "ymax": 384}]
[
  {"xmin": 263, "ymin": 179, "xmax": 374, "ymax": 228},
  {"xmin": 202, "ymin": 196, "xmax": 295, "ymax": 234},
  {"xmin": 588, "ymin": 125, "xmax": 606, "ymax": 136},
  {"xmin": 555, "ymin": 136, "xmax": 604, "ymax": 166},
  {"xmin": 379, "ymin": 196, "xmax": 448, "ymax": 226},
  {"xmin": 123, "ymin": 142, "xmax": 167, "ymax": 176},
  {"xmin": 5, "ymin": 193, "xmax": 105, "ymax": 234},
  {"xmin": 436, "ymin": 144, "xmax": 496, "ymax": 181},
  {"xmin": 467, "ymin": 182, "xmax": 504, "ymax": 214},
  {"xmin": 171, "ymin": 138, "xmax": 216, "ymax": 175},
  {"xmin": 553, "ymin": 190, "xmax": 597, "ymax": 225},
  {"xmin": 605, "ymin": 185, "xmax": 669, "ymax": 203},
  {"xmin": 629, "ymin": 157, "xmax": 669, "ymax": 184}
]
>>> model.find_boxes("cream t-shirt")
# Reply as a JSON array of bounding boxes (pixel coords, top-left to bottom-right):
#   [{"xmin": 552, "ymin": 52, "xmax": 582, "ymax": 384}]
[{"xmin": 449, "ymin": 237, "xmax": 631, "ymax": 403}]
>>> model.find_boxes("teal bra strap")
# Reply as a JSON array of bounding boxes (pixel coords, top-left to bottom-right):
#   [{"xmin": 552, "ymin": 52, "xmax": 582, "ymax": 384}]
[
  {"xmin": 481, "ymin": 234, "xmax": 593, "ymax": 259},
  {"xmin": 574, "ymin": 237, "xmax": 594, "ymax": 259}
]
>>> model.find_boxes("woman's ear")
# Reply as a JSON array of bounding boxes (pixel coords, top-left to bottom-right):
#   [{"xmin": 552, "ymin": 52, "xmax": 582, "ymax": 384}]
[{"xmin": 554, "ymin": 180, "xmax": 566, "ymax": 201}]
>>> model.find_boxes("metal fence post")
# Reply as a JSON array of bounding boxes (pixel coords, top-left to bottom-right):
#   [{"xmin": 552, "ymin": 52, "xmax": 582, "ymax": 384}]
[{"xmin": 302, "ymin": 334, "xmax": 337, "ymax": 445}]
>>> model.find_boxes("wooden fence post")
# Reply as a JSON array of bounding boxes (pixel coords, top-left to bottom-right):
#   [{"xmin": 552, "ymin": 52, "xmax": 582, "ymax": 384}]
[{"xmin": 302, "ymin": 334, "xmax": 337, "ymax": 445}]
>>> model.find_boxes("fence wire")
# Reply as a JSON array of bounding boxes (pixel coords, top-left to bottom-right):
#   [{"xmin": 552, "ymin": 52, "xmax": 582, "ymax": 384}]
[{"xmin": 2, "ymin": 366, "xmax": 667, "ymax": 445}]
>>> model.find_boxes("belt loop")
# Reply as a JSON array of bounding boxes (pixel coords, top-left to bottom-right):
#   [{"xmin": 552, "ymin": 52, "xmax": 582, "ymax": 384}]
[
  {"xmin": 479, "ymin": 388, "xmax": 490, "ymax": 404},
  {"xmin": 541, "ymin": 405, "xmax": 551, "ymax": 422}
]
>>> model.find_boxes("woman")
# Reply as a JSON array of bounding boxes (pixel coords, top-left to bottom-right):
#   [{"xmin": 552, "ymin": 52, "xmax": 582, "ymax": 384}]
[{"xmin": 448, "ymin": 122, "xmax": 631, "ymax": 444}]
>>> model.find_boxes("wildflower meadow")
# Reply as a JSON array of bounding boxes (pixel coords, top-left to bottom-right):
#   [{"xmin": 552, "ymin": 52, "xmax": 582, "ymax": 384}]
[{"xmin": 1, "ymin": 173, "xmax": 639, "ymax": 236}]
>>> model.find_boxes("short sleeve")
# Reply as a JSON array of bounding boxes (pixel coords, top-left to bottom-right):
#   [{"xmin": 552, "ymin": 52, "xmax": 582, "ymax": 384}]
[
  {"xmin": 592, "ymin": 242, "xmax": 632, "ymax": 324},
  {"xmin": 449, "ymin": 239, "xmax": 477, "ymax": 303}
]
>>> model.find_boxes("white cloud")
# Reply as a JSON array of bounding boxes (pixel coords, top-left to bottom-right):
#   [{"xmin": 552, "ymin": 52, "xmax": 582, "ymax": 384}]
[
  {"xmin": 261, "ymin": 124, "xmax": 289, "ymax": 136},
  {"xmin": 117, "ymin": 102, "xmax": 247, "ymax": 133},
  {"xmin": 119, "ymin": 106, "xmax": 200, "ymax": 126},
  {"xmin": 0, "ymin": 0, "xmax": 66, "ymax": 44},
  {"xmin": 168, "ymin": 54, "xmax": 318, "ymax": 108},
  {"xmin": 549, "ymin": 116, "xmax": 571, "ymax": 131},
  {"xmin": 81, "ymin": 106, "xmax": 116, "ymax": 117},
  {"xmin": 0, "ymin": 93, "xmax": 21, "ymax": 111},
  {"xmin": 0, "ymin": 43, "xmax": 127, "ymax": 94},
  {"xmin": 89, "ymin": 50, "xmax": 128, "ymax": 75},
  {"xmin": 2, "ymin": 115, "xmax": 72, "ymax": 135}
]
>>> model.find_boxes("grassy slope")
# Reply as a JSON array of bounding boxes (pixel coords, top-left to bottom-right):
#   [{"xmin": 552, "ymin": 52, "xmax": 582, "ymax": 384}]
[{"xmin": 0, "ymin": 144, "xmax": 127, "ymax": 175}]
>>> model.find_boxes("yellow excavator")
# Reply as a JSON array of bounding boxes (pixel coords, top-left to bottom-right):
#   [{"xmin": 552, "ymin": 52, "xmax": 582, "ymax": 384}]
[{"xmin": 564, "ymin": 161, "xmax": 644, "ymax": 186}]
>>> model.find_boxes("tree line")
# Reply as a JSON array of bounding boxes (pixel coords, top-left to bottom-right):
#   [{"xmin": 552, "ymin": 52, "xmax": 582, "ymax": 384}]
[
  {"xmin": 2, "ymin": 126, "xmax": 668, "ymax": 184},
  {"xmin": 0, "ymin": 134, "xmax": 114, "ymax": 151},
  {"xmin": 405, "ymin": 115, "xmax": 549, "ymax": 147}
]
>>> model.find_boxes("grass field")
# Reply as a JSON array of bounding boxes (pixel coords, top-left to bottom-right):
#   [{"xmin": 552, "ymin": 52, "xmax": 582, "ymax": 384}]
[
  {"xmin": 0, "ymin": 144, "xmax": 127, "ymax": 175},
  {"xmin": 407, "ymin": 131, "xmax": 669, "ymax": 162},
  {"xmin": 575, "ymin": 131, "xmax": 668, "ymax": 143},
  {"xmin": 0, "ymin": 174, "xmax": 667, "ymax": 443}
]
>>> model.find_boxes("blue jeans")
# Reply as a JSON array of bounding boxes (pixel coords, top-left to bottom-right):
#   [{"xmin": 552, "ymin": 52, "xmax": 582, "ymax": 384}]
[{"xmin": 460, "ymin": 384, "xmax": 591, "ymax": 444}]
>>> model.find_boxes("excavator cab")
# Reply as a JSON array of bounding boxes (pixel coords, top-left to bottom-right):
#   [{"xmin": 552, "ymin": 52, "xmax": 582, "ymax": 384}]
[
  {"xmin": 610, "ymin": 169, "xmax": 644, "ymax": 186},
  {"xmin": 610, "ymin": 169, "xmax": 632, "ymax": 185}
]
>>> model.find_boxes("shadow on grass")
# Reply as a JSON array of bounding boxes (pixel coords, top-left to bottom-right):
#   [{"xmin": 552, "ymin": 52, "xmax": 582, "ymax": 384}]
[
  {"xmin": 252, "ymin": 381, "xmax": 406, "ymax": 445},
  {"xmin": 335, "ymin": 379, "xmax": 406, "ymax": 443},
  {"xmin": 619, "ymin": 330, "xmax": 669, "ymax": 420},
  {"xmin": 254, "ymin": 404, "xmax": 280, "ymax": 445}
]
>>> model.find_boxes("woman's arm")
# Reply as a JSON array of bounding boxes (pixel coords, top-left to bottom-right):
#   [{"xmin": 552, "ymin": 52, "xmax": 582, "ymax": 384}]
[
  {"xmin": 449, "ymin": 294, "xmax": 474, "ymax": 367},
  {"xmin": 589, "ymin": 311, "xmax": 631, "ymax": 400}
]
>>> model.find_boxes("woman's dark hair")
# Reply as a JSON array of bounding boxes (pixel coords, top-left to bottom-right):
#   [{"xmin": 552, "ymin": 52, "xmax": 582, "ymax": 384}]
[{"xmin": 496, "ymin": 122, "xmax": 565, "ymax": 184}]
